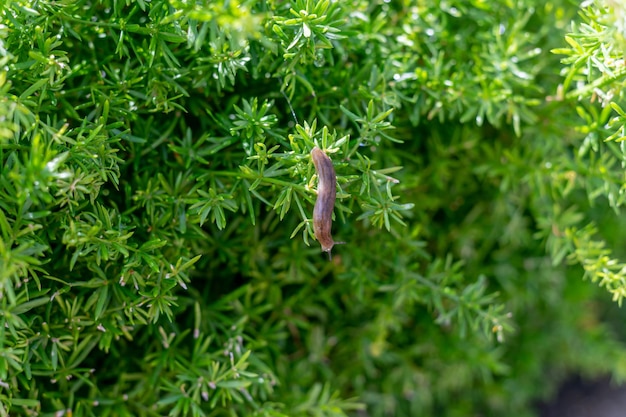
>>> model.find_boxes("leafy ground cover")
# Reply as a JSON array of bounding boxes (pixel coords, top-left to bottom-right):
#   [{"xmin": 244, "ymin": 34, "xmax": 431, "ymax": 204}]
[{"xmin": 2, "ymin": 0, "xmax": 626, "ymax": 416}]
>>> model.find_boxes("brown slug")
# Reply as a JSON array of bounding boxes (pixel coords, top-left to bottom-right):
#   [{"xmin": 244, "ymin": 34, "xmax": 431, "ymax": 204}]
[{"xmin": 311, "ymin": 146, "xmax": 341, "ymax": 258}]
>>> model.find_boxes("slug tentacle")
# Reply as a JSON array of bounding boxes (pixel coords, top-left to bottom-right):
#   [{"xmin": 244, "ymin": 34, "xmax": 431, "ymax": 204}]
[{"xmin": 311, "ymin": 147, "xmax": 339, "ymax": 258}]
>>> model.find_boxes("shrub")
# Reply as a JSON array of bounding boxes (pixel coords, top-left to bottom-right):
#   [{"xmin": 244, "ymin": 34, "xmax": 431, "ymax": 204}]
[{"xmin": 2, "ymin": 0, "xmax": 626, "ymax": 416}]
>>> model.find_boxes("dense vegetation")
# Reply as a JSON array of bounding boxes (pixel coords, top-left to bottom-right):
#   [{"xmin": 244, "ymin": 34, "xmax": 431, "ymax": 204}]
[{"xmin": 2, "ymin": 0, "xmax": 626, "ymax": 416}]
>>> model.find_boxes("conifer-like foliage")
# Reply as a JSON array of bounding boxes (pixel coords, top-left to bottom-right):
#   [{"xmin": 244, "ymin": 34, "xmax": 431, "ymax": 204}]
[{"xmin": 2, "ymin": 0, "xmax": 626, "ymax": 416}]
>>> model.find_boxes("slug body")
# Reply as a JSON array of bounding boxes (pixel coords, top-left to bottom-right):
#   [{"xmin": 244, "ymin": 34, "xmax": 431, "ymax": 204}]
[{"xmin": 311, "ymin": 147, "xmax": 338, "ymax": 256}]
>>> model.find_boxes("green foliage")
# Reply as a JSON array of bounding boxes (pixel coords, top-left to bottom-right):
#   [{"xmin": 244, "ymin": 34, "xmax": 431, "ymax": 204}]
[
  {"xmin": 2, "ymin": 0, "xmax": 626, "ymax": 416},
  {"xmin": 552, "ymin": 0, "xmax": 626, "ymax": 305}
]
